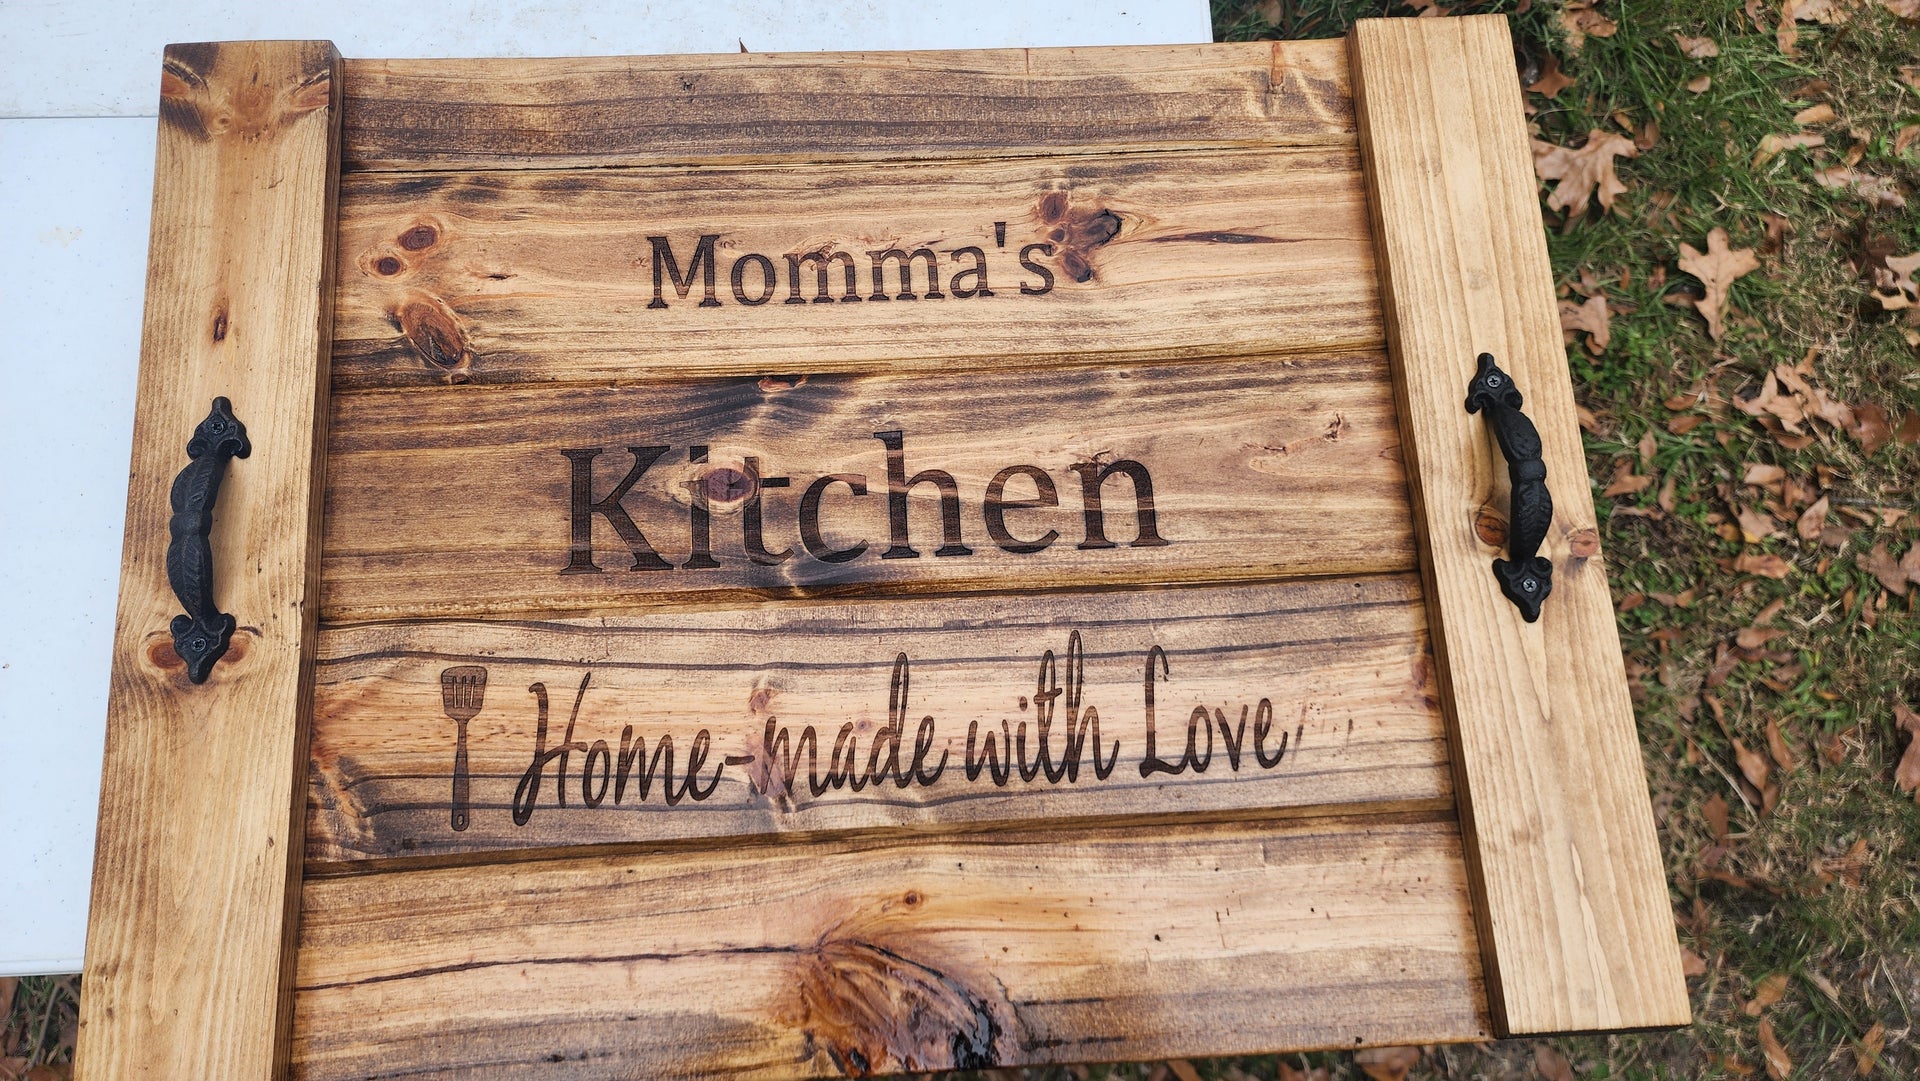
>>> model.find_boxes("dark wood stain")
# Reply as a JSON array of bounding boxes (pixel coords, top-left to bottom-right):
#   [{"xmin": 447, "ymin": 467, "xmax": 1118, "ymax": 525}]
[
  {"xmin": 393, "ymin": 292, "xmax": 472, "ymax": 381},
  {"xmin": 794, "ymin": 923, "xmax": 1013, "ymax": 1075}
]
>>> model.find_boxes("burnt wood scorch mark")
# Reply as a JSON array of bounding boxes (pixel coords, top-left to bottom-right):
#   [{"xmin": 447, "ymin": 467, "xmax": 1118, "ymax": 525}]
[
  {"xmin": 392, "ymin": 292, "xmax": 472, "ymax": 382},
  {"xmin": 158, "ymin": 42, "xmax": 332, "ymax": 142},
  {"xmin": 165, "ymin": 397, "xmax": 250, "ymax": 683},
  {"xmin": 795, "ymin": 919, "xmax": 1013, "ymax": 1075},
  {"xmin": 1035, "ymin": 190, "xmax": 1122, "ymax": 283}
]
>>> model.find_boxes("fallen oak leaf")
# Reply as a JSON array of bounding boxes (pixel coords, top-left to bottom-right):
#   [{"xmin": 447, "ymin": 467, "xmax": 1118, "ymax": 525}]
[
  {"xmin": 1675, "ymin": 33, "xmax": 1721, "ymax": 57},
  {"xmin": 1527, "ymin": 52, "xmax": 1574, "ymax": 97},
  {"xmin": 1870, "ymin": 251, "xmax": 1918, "ymax": 310},
  {"xmin": 1734, "ymin": 738, "xmax": 1771, "ymax": 790},
  {"xmin": 1534, "ymin": 129, "xmax": 1638, "ymax": 216},
  {"xmin": 1766, "ymin": 718, "xmax": 1798, "ymax": 771},
  {"xmin": 1736, "ymin": 552, "xmax": 1794, "ymax": 579},
  {"xmin": 1793, "ymin": 102, "xmax": 1836, "ymax": 125},
  {"xmin": 1678, "ymin": 228, "xmax": 1760, "ymax": 341},
  {"xmin": 1857, "ymin": 1021, "xmax": 1885, "ymax": 1075},
  {"xmin": 1744, "ymin": 972, "xmax": 1789, "ymax": 1015},
  {"xmin": 1797, "ymin": 495, "xmax": 1829, "ymax": 541},
  {"xmin": 1850, "ymin": 402, "xmax": 1892, "ymax": 454},
  {"xmin": 1703, "ymin": 791, "xmax": 1730, "ymax": 843},
  {"xmin": 1744, "ymin": 463, "xmax": 1786, "ymax": 486},
  {"xmin": 1534, "ymin": 1044, "xmax": 1576, "ymax": 1081},
  {"xmin": 1753, "ymin": 131, "xmax": 1824, "ymax": 167},
  {"xmin": 1737, "ymin": 506, "xmax": 1781, "ymax": 542},
  {"xmin": 1814, "ymin": 166, "xmax": 1907, "ymax": 208},
  {"xmin": 1559, "ymin": 1, "xmax": 1618, "ymax": 50},
  {"xmin": 1758, "ymin": 1018, "xmax": 1792, "ymax": 1081},
  {"xmin": 1354, "ymin": 1046, "xmax": 1421, "ymax": 1081},
  {"xmin": 1897, "ymin": 703, "xmax": 1920, "ymax": 803},
  {"xmin": 1860, "ymin": 541, "xmax": 1910, "ymax": 595},
  {"xmin": 1560, "ymin": 292, "xmax": 1611, "ymax": 353}
]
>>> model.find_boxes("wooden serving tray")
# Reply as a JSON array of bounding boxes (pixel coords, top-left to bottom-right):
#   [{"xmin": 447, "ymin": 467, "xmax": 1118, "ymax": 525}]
[{"xmin": 80, "ymin": 17, "xmax": 1689, "ymax": 1081}]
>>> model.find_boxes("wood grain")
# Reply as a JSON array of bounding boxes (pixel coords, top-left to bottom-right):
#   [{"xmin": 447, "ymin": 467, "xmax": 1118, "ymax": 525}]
[
  {"xmin": 339, "ymin": 40, "xmax": 1355, "ymax": 173},
  {"xmin": 319, "ymin": 351, "xmax": 1413, "ymax": 622},
  {"xmin": 306, "ymin": 575, "xmax": 1449, "ymax": 864},
  {"xmin": 1350, "ymin": 16, "xmax": 1688, "ymax": 1035},
  {"xmin": 292, "ymin": 812, "xmax": 1488, "ymax": 1080},
  {"xmin": 77, "ymin": 40, "xmax": 341, "ymax": 1081},
  {"xmin": 329, "ymin": 146, "xmax": 1380, "ymax": 389}
]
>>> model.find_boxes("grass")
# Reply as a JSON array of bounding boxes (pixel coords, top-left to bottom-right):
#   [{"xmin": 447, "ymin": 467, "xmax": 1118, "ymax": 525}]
[{"xmin": 10, "ymin": 3, "xmax": 1916, "ymax": 1080}]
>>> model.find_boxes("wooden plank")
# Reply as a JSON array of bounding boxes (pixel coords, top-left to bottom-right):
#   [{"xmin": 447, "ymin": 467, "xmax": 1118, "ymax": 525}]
[
  {"xmin": 319, "ymin": 351, "xmax": 1413, "ymax": 622},
  {"xmin": 328, "ymin": 146, "xmax": 1380, "ymax": 389},
  {"xmin": 1348, "ymin": 16, "xmax": 1688, "ymax": 1035},
  {"xmin": 306, "ymin": 575, "xmax": 1450, "ymax": 865},
  {"xmin": 291, "ymin": 812, "xmax": 1489, "ymax": 1080},
  {"xmin": 339, "ymin": 40, "xmax": 1355, "ymax": 173},
  {"xmin": 77, "ymin": 41, "xmax": 342, "ymax": 1081}
]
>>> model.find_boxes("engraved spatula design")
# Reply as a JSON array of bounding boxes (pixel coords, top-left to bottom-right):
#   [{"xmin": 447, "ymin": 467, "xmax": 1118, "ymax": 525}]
[{"xmin": 440, "ymin": 666, "xmax": 488, "ymax": 832}]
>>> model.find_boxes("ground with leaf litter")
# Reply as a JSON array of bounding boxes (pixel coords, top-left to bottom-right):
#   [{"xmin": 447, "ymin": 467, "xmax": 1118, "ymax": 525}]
[{"xmin": 8, "ymin": 3, "xmax": 1917, "ymax": 1080}]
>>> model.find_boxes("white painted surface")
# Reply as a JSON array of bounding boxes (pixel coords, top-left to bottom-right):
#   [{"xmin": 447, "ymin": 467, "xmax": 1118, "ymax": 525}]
[
  {"xmin": 0, "ymin": 2, "xmax": 1212, "ymax": 976},
  {"xmin": 0, "ymin": 0, "xmax": 1210, "ymax": 118},
  {"xmin": 0, "ymin": 116, "xmax": 153, "ymax": 977}
]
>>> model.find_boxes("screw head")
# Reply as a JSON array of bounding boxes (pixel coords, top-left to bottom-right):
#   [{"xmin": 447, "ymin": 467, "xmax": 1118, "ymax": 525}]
[
  {"xmin": 1486, "ymin": 374, "xmax": 1504, "ymax": 388},
  {"xmin": 1522, "ymin": 578, "xmax": 1537, "ymax": 593}
]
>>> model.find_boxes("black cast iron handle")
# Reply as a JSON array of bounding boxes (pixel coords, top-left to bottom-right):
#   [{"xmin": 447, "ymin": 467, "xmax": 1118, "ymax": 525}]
[
  {"xmin": 166, "ymin": 397, "xmax": 250, "ymax": 683},
  {"xmin": 1465, "ymin": 353, "xmax": 1553, "ymax": 622}
]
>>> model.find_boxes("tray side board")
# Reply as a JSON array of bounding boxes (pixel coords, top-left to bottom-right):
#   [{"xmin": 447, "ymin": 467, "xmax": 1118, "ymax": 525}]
[
  {"xmin": 1349, "ymin": 16, "xmax": 1689, "ymax": 1035},
  {"xmin": 76, "ymin": 40, "xmax": 343, "ymax": 1081}
]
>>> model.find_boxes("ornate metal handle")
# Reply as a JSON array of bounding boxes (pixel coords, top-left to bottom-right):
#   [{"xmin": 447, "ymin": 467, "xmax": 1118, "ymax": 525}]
[
  {"xmin": 1465, "ymin": 354, "xmax": 1553, "ymax": 622},
  {"xmin": 166, "ymin": 397, "xmax": 250, "ymax": 682}
]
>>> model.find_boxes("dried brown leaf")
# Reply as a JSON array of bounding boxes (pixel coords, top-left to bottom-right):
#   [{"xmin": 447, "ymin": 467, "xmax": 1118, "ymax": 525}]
[
  {"xmin": 1604, "ymin": 469, "xmax": 1654, "ymax": 497},
  {"xmin": 1754, "ymin": 131, "xmax": 1825, "ymax": 167},
  {"xmin": 1738, "ymin": 626, "xmax": 1786, "ymax": 648},
  {"xmin": 1744, "ymin": 463, "xmax": 1787, "ymax": 486},
  {"xmin": 1528, "ymin": 52, "xmax": 1575, "ymax": 97},
  {"xmin": 1279, "ymin": 1063, "xmax": 1331, "ymax": 1081},
  {"xmin": 1758, "ymin": 1018, "xmax": 1792, "ymax": 1081},
  {"xmin": 1796, "ymin": 495, "xmax": 1829, "ymax": 541},
  {"xmin": 1560, "ymin": 293, "xmax": 1611, "ymax": 353},
  {"xmin": 1703, "ymin": 791, "xmax": 1730, "ymax": 843},
  {"xmin": 1861, "ymin": 541, "xmax": 1909, "ymax": 595},
  {"xmin": 1814, "ymin": 166, "xmax": 1908, "ymax": 207},
  {"xmin": 1734, "ymin": 738, "xmax": 1773, "ymax": 795},
  {"xmin": 1534, "ymin": 130, "xmax": 1638, "ymax": 216},
  {"xmin": 1678, "ymin": 228, "xmax": 1761, "ymax": 341},
  {"xmin": 1851, "ymin": 402, "xmax": 1892, "ymax": 453},
  {"xmin": 1682, "ymin": 947, "xmax": 1710, "ymax": 976},
  {"xmin": 1766, "ymin": 718, "xmax": 1798, "ymax": 771},
  {"xmin": 1736, "ymin": 552, "xmax": 1794, "ymax": 579},
  {"xmin": 1738, "ymin": 506, "xmax": 1781, "ymax": 542},
  {"xmin": 1355, "ymin": 1046, "xmax": 1421, "ymax": 1081},
  {"xmin": 1687, "ymin": 73, "xmax": 1713, "ymax": 93},
  {"xmin": 1871, "ymin": 252, "xmax": 1919, "ymax": 310},
  {"xmin": 1559, "ymin": 2, "xmax": 1618, "ymax": 50},
  {"xmin": 1858, "ymin": 1021, "xmax": 1885, "ymax": 1075},
  {"xmin": 1744, "ymin": 972, "xmax": 1789, "ymax": 1016},
  {"xmin": 1675, "ymin": 33, "xmax": 1721, "ymax": 57},
  {"xmin": 1793, "ymin": 102, "xmax": 1837, "ymax": 125},
  {"xmin": 1534, "ymin": 1044, "xmax": 1576, "ymax": 1081},
  {"xmin": 1168, "ymin": 1060, "xmax": 1202, "ymax": 1081},
  {"xmin": 1881, "ymin": 0, "xmax": 1919, "ymax": 15},
  {"xmin": 1896, "ymin": 703, "xmax": 1920, "ymax": 802}
]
